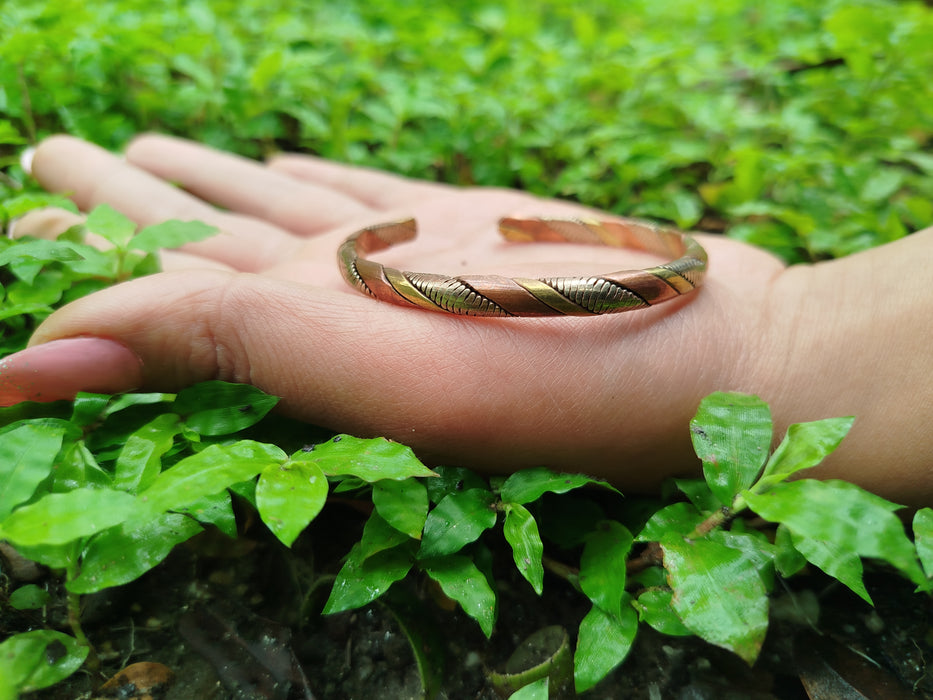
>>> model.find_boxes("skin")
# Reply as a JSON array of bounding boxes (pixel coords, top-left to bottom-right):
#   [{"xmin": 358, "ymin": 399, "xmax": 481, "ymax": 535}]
[{"xmin": 4, "ymin": 134, "xmax": 932, "ymax": 503}]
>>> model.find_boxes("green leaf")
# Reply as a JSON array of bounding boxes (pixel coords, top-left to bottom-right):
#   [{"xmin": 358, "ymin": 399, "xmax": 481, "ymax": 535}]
[
  {"xmin": 661, "ymin": 535, "xmax": 769, "ymax": 664},
  {"xmin": 359, "ymin": 511, "xmax": 412, "ymax": 559},
  {"xmin": 913, "ymin": 508, "xmax": 933, "ymax": 579},
  {"xmin": 104, "ymin": 392, "xmax": 176, "ymax": 416},
  {"xmin": 0, "ymin": 423, "xmax": 67, "ymax": 520},
  {"xmin": 756, "ymin": 416, "xmax": 855, "ymax": 489},
  {"xmin": 573, "ymin": 601, "xmax": 638, "ymax": 693},
  {"xmin": 295, "ymin": 435, "xmax": 437, "ymax": 481},
  {"xmin": 67, "ymin": 513, "xmax": 202, "ymax": 594},
  {"xmin": 508, "ymin": 678, "xmax": 548, "ymax": 700},
  {"xmin": 176, "ymin": 491, "xmax": 238, "ymax": 538},
  {"xmin": 52, "ymin": 440, "xmax": 112, "ymax": 491},
  {"xmin": 0, "ymin": 630, "xmax": 88, "ymax": 694},
  {"xmin": 424, "ymin": 466, "xmax": 488, "ymax": 504},
  {"xmin": 256, "ymin": 459, "xmax": 328, "ymax": 546},
  {"xmin": 635, "ymin": 502, "xmax": 704, "ymax": 542},
  {"xmin": 743, "ymin": 479, "xmax": 924, "ymax": 585},
  {"xmin": 419, "ymin": 488, "xmax": 497, "ymax": 558},
  {"xmin": 323, "ymin": 541, "xmax": 416, "ymax": 614},
  {"xmin": 673, "ymin": 478, "xmax": 720, "ymax": 512},
  {"xmin": 633, "ymin": 589, "xmax": 692, "ymax": 636},
  {"xmin": 129, "ymin": 219, "xmax": 219, "ymax": 252},
  {"xmin": 786, "ymin": 530, "xmax": 870, "ymax": 603},
  {"xmin": 422, "ymin": 554, "xmax": 498, "ymax": 638},
  {"xmin": 579, "ymin": 521, "xmax": 633, "ymax": 616},
  {"xmin": 373, "ymin": 478, "xmax": 428, "ymax": 539},
  {"xmin": 503, "ymin": 503, "xmax": 545, "ymax": 595},
  {"xmin": 500, "ymin": 467, "xmax": 618, "ymax": 505},
  {"xmin": 772, "ymin": 524, "xmax": 807, "ymax": 578},
  {"xmin": 0, "ymin": 239, "xmax": 84, "ymax": 269},
  {"xmin": 0, "ymin": 193, "xmax": 77, "ymax": 221},
  {"xmin": 0, "ymin": 302, "xmax": 53, "ymax": 321},
  {"xmin": 85, "ymin": 204, "xmax": 136, "ymax": 248},
  {"xmin": 690, "ymin": 392, "xmax": 772, "ymax": 506},
  {"xmin": 10, "ymin": 541, "xmax": 81, "ymax": 571},
  {"xmin": 859, "ymin": 169, "xmax": 903, "ymax": 203},
  {"xmin": 173, "ymin": 381, "xmax": 279, "ymax": 436},
  {"xmin": 0, "ymin": 488, "xmax": 139, "ymax": 546},
  {"xmin": 69, "ymin": 393, "xmax": 111, "ymax": 427},
  {"xmin": 706, "ymin": 529, "xmax": 776, "ymax": 591},
  {"xmin": 113, "ymin": 413, "xmax": 182, "ymax": 493},
  {"xmin": 136, "ymin": 440, "xmax": 286, "ymax": 520},
  {"xmin": 9, "ymin": 585, "xmax": 51, "ymax": 611}
]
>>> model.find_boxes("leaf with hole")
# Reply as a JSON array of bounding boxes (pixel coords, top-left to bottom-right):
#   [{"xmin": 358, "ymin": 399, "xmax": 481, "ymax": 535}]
[{"xmin": 0, "ymin": 630, "xmax": 87, "ymax": 695}]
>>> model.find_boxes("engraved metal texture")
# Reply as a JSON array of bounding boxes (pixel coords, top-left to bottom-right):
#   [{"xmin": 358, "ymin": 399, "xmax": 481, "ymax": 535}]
[{"xmin": 338, "ymin": 217, "xmax": 707, "ymax": 317}]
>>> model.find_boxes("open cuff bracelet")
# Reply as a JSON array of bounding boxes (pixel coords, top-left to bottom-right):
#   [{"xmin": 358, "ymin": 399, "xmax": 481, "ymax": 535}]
[{"xmin": 338, "ymin": 217, "xmax": 708, "ymax": 317}]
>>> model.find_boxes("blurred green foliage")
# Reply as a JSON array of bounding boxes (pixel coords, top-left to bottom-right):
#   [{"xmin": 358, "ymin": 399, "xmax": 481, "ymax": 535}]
[{"xmin": 1, "ymin": 0, "xmax": 932, "ymax": 261}]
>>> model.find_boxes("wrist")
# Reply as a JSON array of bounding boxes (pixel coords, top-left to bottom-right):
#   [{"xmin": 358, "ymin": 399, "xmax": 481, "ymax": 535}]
[{"xmin": 751, "ymin": 230, "xmax": 933, "ymax": 504}]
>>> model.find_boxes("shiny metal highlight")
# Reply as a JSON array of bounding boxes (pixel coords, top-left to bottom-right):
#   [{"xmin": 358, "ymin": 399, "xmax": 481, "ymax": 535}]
[{"xmin": 338, "ymin": 217, "xmax": 707, "ymax": 317}]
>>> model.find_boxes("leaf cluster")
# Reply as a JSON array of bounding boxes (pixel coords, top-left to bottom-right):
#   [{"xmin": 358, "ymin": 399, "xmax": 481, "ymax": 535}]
[
  {"xmin": 0, "ymin": 202, "xmax": 216, "ymax": 355},
  {"xmin": 2, "ymin": 0, "xmax": 933, "ymax": 260},
  {"xmin": 4, "ymin": 388, "xmax": 933, "ymax": 697}
]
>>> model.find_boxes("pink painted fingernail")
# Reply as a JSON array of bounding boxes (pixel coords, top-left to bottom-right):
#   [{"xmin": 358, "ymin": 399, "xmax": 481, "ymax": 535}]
[{"xmin": 0, "ymin": 337, "xmax": 144, "ymax": 406}]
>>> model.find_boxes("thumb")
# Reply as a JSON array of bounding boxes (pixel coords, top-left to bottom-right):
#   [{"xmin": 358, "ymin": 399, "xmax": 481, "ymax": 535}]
[
  {"xmin": 1, "ymin": 269, "xmax": 335, "ymax": 404},
  {"xmin": 0, "ymin": 270, "xmax": 440, "ymax": 440}
]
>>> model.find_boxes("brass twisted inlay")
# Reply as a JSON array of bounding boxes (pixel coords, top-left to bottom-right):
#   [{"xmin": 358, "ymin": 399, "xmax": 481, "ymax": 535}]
[{"xmin": 338, "ymin": 217, "xmax": 707, "ymax": 317}]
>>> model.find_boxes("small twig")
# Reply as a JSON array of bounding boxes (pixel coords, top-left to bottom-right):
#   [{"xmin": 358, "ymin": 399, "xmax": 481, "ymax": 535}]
[
  {"xmin": 689, "ymin": 507, "xmax": 731, "ymax": 539},
  {"xmin": 626, "ymin": 542, "xmax": 664, "ymax": 575}
]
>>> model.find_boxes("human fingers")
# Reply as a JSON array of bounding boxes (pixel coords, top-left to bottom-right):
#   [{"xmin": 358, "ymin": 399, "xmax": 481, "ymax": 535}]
[
  {"xmin": 30, "ymin": 135, "xmax": 302, "ymax": 272},
  {"xmin": 10, "ymin": 208, "xmax": 85, "ymax": 241},
  {"xmin": 266, "ymin": 152, "xmax": 455, "ymax": 210},
  {"xmin": 11, "ymin": 207, "xmax": 235, "ymax": 273},
  {"xmin": 0, "ymin": 265, "xmax": 760, "ymax": 490},
  {"xmin": 126, "ymin": 134, "xmax": 379, "ymax": 236}
]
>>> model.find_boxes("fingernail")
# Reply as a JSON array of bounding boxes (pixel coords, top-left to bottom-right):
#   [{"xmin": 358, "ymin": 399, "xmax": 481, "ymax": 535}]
[{"xmin": 0, "ymin": 337, "xmax": 144, "ymax": 406}]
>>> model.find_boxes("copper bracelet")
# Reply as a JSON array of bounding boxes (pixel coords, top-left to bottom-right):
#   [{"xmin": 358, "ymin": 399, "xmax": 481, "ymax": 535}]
[{"xmin": 338, "ymin": 217, "xmax": 707, "ymax": 317}]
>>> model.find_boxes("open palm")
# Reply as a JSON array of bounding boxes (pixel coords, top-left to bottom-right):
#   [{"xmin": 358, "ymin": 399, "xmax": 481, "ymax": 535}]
[{"xmin": 13, "ymin": 134, "xmax": 792, "ymax": 490}]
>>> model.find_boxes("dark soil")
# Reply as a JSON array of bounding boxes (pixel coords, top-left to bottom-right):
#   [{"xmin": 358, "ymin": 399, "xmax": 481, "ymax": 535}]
[{"xmin": 6, "ymin": 500, "xmax": 933, "ymax": 699}]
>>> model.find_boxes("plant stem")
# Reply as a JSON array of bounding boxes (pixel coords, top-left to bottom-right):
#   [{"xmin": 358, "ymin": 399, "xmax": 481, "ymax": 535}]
[
  {"xmin": 626, "ymin": 542, "xmax": 663, "ymax": 575},
  {"xmin": 542, "ymin": 555, "xmax": 579, "ymax": 588},
  {"xmin": 64, "ymin": 564, "xmax": 100, "ymax": 674}
]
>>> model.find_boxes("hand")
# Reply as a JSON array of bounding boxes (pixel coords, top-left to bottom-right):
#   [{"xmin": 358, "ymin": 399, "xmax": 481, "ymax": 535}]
[{"xmin": 5, "ymin": 134, "xmax": 931, "ymax": 502}]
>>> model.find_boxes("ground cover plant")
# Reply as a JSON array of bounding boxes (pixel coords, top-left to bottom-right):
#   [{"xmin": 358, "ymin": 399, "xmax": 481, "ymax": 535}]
[{"xmin": 2, "ymin": 0, "xmax": 933, "ymax": 697}]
